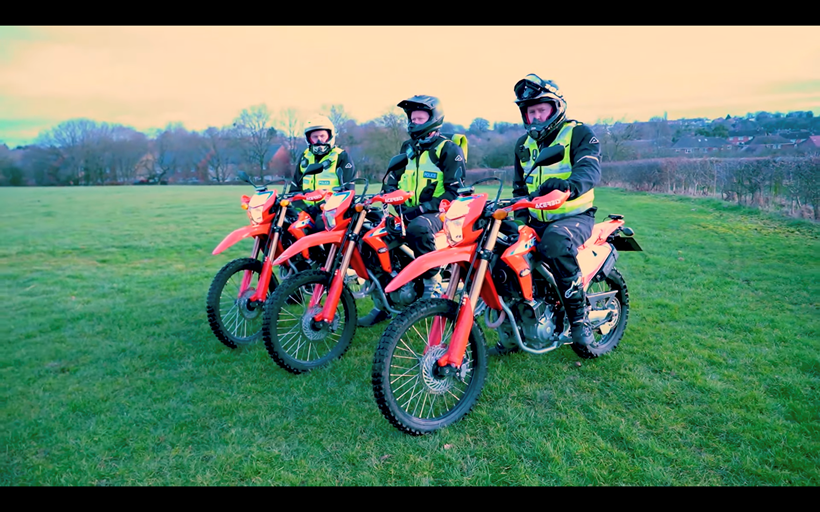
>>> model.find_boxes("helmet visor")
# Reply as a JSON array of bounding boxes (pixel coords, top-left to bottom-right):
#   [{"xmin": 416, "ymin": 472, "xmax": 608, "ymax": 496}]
[{"xmin": 514, "ymin": 79, "xmax": 547, "ymax": 101}]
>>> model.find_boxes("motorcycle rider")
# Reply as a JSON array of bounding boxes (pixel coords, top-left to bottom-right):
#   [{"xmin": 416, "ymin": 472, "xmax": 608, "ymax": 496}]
[
  {"xmin": 358, "ymin": 94, "xmax": 467, "ymax": 327},
  {"xmin": 289, "ymin": 114, "xmax": 357, "ymax": 233},
  {"xmin": 510, "ymin": 74, "xmax": 601, "ymax": 347}
]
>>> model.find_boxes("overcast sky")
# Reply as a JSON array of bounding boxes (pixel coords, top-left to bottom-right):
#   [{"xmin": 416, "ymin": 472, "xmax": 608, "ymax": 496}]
[{"xmin": 1, "ymin": 26, "xmax": 819, "ymax": 147}]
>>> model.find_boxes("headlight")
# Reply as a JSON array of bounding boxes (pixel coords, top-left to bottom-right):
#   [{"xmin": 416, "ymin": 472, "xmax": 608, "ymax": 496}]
[
  {"xmin": 246, "ymin": 192, "xmax": 272, "ymax": 225},
  {"xmin": 324, "ymin": 209, "xmax": 337, "ymax": 229},
  {"xmin": 444, "ymin": 217, "xmax": 465, "ymax": 246},
  {"xmin": 248, "ymin": 206, "xmax": 264, "ymax": 225}
]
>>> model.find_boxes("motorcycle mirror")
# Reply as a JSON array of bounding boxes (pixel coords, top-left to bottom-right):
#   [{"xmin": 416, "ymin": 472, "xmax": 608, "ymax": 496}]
[
  {"xmin": 387, "ymin": 154, "xmax": 408, "ymax": 173},
  {"xmin": 533, "ymin": 144, "xmax": 565, "ymax": 168},
  {"xmin": 303, "ymin": 162, "xmax": 324, "ymax": 176},
  {"xmin": 236, "ymin": 170, "xmax": 252, "ymax": 184},
  {"xmin": 524, "ymin": 144, "xmax": 566, "ymax": 183}
]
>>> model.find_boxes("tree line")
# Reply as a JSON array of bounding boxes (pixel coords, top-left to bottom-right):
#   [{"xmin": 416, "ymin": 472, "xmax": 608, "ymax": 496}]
[
  {"xmin": 0, "ymin": 103, "xmax": 530, "ymax": 187},
  {"xmin": 1, "ymin": 104, "xmax": 817, "ymax": 221}
]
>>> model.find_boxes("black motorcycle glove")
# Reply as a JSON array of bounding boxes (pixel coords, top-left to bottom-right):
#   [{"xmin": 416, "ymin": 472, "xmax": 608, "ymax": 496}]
[
  {"xmin": 418, "ymin": 181, "xmax": 437, "ymax": 203},
  {"xmin": 403, "ymin": 205, "xmax": 423, "ymax": 221},
  {"xmin": 529, "ymin": 178, "xmax": 570, "ymax": 199}
]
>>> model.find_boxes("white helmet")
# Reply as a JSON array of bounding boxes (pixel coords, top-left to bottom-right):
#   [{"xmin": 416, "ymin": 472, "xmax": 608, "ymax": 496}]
[{"xmin": 303, "ymin": 115, "xmax": 335, "ymax": 157}]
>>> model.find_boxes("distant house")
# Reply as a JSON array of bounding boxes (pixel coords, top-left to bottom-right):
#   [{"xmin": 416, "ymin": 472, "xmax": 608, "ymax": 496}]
[
  {"xmin": 265, "ymin": 144, "xmax": 292, "ymax": 177},
  {"xmin": 672, "ymin": 136, "xmax": 732, "ymax": 154},
  {"xmin": 730, "ymin": 119, "xmax": 759, "ymax": 133},
  {"xmin": 727, "ymin": 129, "xmax": 760, "ymax": 145},
  {"xmin": 779, "ymin": 130, "xmax": 813, "ymax": 145},
  {"xmin": 678, "ymin": 117, "xmax": 709, "ymax": 127},
  {"xmin": 741, "ymin": 135, "xmax": 795, "ymax": 151},
  {"xmin": 797, "ymin": 135, "xmax": 820, "ymax": 152}
]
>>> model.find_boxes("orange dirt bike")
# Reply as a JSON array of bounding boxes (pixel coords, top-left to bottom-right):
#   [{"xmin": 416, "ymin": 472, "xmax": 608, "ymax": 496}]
[
  {"xmin": 261, "ymin": 155, "xmax": 450, "ymax": 374},
  {"xmin": 371, "ymin": 144, "xmax": 643, "ymax": 435},
  {"xmin": 206, "ymin": 166, "xmax": 328, "ymax": 349}
]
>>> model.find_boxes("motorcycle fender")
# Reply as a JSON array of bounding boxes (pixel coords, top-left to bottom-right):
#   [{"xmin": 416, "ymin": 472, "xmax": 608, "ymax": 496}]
[
  {"xmin": 590, "ymin": 247, "xmax": 619, "ymax": 287},
  {"xmin": 577, "ymin": 243, "xmax": 613, "ymax": 289},
  {"xmin": 350, "ymin": 246, "xmax": 369, "ymax": 280},
  {"xmin": 384, "ymin": 244, "xmax": 475, "ymax": 294},
  {"xmin": 580, "ymin": 219, "xmax": 623, "ymax": 250},
  {"xmin": 272, "ymin": 229, "xmax": 344, "ymax": 266},
  {"xmin": 362, "ymin": 233, "xmax": 392, "ymax": 273},
  {"xmin": 212, "ymin": 223, "xmax": 271, "ymax": 255},
  {"xmin": 478, "ymin": 273, "xmax": 503, "ymax": 312},
  {"xmin": 612, "ymin": 235, "xmax": 643, "ymax": 252}
]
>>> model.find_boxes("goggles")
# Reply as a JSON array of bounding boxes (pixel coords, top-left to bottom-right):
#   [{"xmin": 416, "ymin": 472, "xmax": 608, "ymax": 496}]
[{"xmin": 514, "ymin": 76, "xmax": 560, "ymax": 101}]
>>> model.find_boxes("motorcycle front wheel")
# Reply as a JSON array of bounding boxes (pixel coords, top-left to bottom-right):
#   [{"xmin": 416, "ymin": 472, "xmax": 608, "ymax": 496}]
[
  {"xmin": 262, "ymin": 269, "xmax": 357, "ymax": 374},
  {"xmin": 206, "ymin": 257, "xmax": 278, "ymax": 349},
  {"xmin": 372, "ymin": 298, "xmax": 488, "ymax": 436}
]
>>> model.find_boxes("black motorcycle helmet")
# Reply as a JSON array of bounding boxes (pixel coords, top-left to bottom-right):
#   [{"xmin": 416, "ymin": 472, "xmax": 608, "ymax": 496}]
[
  {"xmin": 514, "ymin": 74, "xmax": 567, "ymax": 142},
  {"xmin": 397, "ymin": 95, "xmax": 444, "ymax": 142}
]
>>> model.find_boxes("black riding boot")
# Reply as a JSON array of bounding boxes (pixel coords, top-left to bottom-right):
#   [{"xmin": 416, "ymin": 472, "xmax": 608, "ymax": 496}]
[
  {"xmin": 558, "ymin": 273, "xmax": 594, "ymax": 347},
  {"xmin": 358, "ymin": 293, "xmax": 392, "ymax": 327}
]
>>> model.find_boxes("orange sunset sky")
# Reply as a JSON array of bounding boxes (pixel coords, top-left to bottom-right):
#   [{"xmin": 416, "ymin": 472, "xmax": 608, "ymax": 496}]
[{"xmin": 1, "ymin": 26, "xmax": 818, "ymax": 147}]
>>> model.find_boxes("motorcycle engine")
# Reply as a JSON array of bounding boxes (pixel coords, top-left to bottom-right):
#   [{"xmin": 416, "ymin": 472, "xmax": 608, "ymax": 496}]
[
  {"xmin": 512, "ymin": 298, "xmax": 558, "ymax": 349},
  {"xmin": 388, "ymin": 281, "xmax": 419, "ymax": 308},
  {"xmin": 491, "ymin": 264, "xmax": 520, "ymax": 300}
]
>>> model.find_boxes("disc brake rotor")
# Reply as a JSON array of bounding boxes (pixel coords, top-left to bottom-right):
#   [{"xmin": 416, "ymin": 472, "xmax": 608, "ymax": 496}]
[
  {"xmin": 237, "ymin": 288, "xmax": 261, "ymax": 320},
  {"xmin": 300, "ymin": 305, "xmax": 341, "ymax": 341},
  {"xmin": 420, "ymin": 345, "xmax": 455, "ymax": 395}
]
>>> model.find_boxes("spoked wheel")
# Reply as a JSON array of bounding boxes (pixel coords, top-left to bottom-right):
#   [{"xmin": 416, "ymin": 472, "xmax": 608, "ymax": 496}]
[
  {"xmin": 262, "ymin": 269, "xmax": 357, "ymax": 374},
  {"xmin": 372, "ymin": 298, "xmax": 488, "ymax": 436},
  {"xmin": 572, "ymin": 268, "xmax": 629, "ymax": 359},
  {"xmin": 206, "ymin": 258, "xmax": 278, "ymax": 349}
]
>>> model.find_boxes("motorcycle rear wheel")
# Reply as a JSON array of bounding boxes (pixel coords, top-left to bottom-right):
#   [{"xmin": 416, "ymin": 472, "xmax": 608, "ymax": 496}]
[
  {"xmin": 262, "ymin": 269, "xmax": 357, "ymax": 374},
  {"xmin": 372, "ymin": 298, "xmax": 488, "ymax": 436},
  {"xmin": 572, "ymin": 267, "xmax": 629, "ymax": 359}
]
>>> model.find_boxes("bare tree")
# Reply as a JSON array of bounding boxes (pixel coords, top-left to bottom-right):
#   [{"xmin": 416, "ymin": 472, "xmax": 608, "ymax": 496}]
[
  {"xmin": 273, "ymin": 106, "xmax": 302, "ymax": 171},
  {"xmin": 597, "ymin": 117, "xmax": 639, "ymax": 162},
  {"xmin": 320, "ymin": 104, "xmax": 351, "ymax": 147},
  {"xmin": 374, "ymin": 107, "xmax": 406, "ymax": 152},
  {"xmin": 355, "ymin": 107, "xmax": 410, "ymax": 180},
  {"xmin": 35, "ymin": 118, "xmax": 108, "ymax": 185},
  {"xmin": 202, "ymin": 126, "xmax": 232, "ymax": 183},
  {"xmin": 108, "ymin": 126, "xmax": 149, "ymax": 184},
  {"xmin": 232, "ymin": 104, "xmax": 277, "ymax": 180},
  {"xmin": 149, "ymin": 123, "xmax": 186, "ymax": 183},
  {"xmin": 469, "ymin": 117, "xmax": 490, "ymax": 134}
]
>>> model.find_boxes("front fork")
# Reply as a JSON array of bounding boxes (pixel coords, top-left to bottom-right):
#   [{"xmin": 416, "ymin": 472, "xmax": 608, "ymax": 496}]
[
  {"xmin": 425, "ymin": 263, "xmax": 462, "ymax": 354},
  {"xmin": 245, "ymin": 205, "xmax": 290, "ymax": 302},
  {"xmin": 312, "ymin": 207, "xmax": 368, "ymax": 324},
  {"xmin": 435, "ymin": 216, "xmax": 503, "ymax": 370}
]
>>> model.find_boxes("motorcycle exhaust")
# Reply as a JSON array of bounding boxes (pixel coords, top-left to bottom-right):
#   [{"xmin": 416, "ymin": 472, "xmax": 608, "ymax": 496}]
[{"xmin": 365, "ymin": 268, "xmax": 404, "ymax": 315}]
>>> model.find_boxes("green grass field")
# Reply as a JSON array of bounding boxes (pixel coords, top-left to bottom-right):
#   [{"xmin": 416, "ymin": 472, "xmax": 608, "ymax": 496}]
[{"xmin": 2, "ymin": 184, "xmax": 818, "ymax": 486}]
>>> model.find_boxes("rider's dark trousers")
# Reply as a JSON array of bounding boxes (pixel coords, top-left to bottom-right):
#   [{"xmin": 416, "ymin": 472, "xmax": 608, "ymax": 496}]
[
  {"xmin": 406, "ymin": 212, "xmax": 444, "ymax": 280},
  {"xmin": 530, "ymin": 208, "xmax": 596, "ymax": 323}
]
